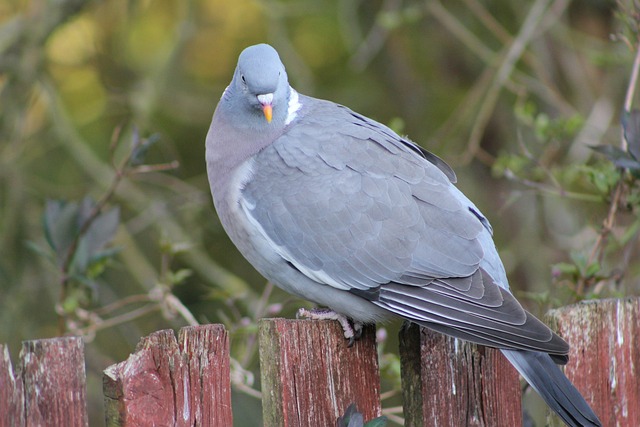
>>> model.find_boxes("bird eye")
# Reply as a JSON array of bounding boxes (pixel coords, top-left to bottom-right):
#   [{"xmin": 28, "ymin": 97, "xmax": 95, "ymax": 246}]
[{"xmin": 241, "ymin": 74, "xmax": 246, "ymax": 84}]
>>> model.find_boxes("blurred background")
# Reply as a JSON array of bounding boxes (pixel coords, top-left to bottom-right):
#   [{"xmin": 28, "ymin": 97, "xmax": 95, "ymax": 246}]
[{"xmin": 1, "ymin": 0, "xmax": 638, "ymax": 425}]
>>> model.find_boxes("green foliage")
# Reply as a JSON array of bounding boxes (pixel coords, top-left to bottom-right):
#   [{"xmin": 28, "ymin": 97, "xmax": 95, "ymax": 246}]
[
  {"xmin": 591, "ymin": 109, "xmax": 640, "ymax": 176},
  {"xmin": 31, "ymin": 197, "xmax": 121, "ymax": 312},
  {"xmin": 552, "ymin": 251, "xmax": 603, "ymax": 284},
  {"xmin": 515, "ymin": 101, "xmax": 585, "ymax": 144}
]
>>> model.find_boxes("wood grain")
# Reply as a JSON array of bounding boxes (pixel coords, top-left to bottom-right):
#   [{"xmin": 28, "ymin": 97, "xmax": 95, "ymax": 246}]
[{"xmin": 259, "ymin": 318, "xmax": 381, "ymax": 427}]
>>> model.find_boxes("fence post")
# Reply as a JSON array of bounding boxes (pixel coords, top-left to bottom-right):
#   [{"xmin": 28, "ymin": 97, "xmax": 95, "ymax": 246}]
[
  {"xmin": 259, "ymin": 319, "xmax": 381, "ymax": 427},
  {"xmin": 0, "ymin": 337, "xmax": 88, "ymax": 427},
  {"xmin": 399, "ymin": 323, "xmax": 522, "ymax": 427},
  {"xmin": 103, "ymin": 324, "xmax": 232, "ymax": 426},
  {"xmin": 0, "ymin": 344, "xmax": 25, "ymax": 427},
  {"xmin": 546, "ymin": 297, "xmax": 640, "ymax": 427}
]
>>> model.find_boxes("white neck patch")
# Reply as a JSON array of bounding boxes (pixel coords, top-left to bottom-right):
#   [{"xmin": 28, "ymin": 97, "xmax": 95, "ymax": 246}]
[{"xmin": 285, "ymin": 87, "xmax": 302, "ymax": 125}]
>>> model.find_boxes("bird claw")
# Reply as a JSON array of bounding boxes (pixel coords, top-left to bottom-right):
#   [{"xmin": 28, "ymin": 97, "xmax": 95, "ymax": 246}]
[{"xmin": 296, "ymin": 307, "xmax": 363, "ymax": 346}]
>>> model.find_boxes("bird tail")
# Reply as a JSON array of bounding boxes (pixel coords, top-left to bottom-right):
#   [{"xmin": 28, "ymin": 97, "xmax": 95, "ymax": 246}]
[{"xmin": 501, "ymin": 349, "xmax": 602, "ymax": 427}]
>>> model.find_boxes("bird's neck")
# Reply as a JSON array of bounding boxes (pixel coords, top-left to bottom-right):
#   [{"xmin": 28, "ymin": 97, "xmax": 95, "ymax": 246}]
[{"xmin": 205, "ymin": 109, "xmax": 277, "ymax": 195}]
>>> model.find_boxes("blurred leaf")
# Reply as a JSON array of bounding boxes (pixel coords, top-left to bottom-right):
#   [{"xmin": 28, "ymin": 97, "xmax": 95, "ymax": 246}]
[
  {"xmin": 337, "ymin": 404, "xmax": 387, "ymax": 427},
  {"xmin": 576, "ymin": 163, "xmax": 622, "ymax": 194},
  {"xmin": 85, "ymin": 247, "xmax": 121, "ymax": 279},
  {"xmin": 167, "ymin": 268, "xmax": 193, "ymax": 286},
  {"xmin": 552, "ymin": 262, "xmax": 579, "ymax": 276},
  {"xmin": 61, "ymin": 284, "xmax": 92, "ymax": 314},
  {"xmin": 82, "ymin": 204, "xmax": 120, "ymax": 260},
  {"xmin": 24, "ymin": 240, "xmax": 55, "ymax": 263},
  {"xmin": 62, "ymin": 293, "xmax": 81, "ymax": 313},
  {"xmin": 364, "ymin": 417, "xmax": 389, "ymax": 427},
  {"xmin": 520, "ymin": 290, "xmax": 551, "ymax": 306},
  {"xmin": 569, "ymin": 251, "xmax": 587, "ymax": 272},
  {"xmin": 72, "ymin": 202, "xmax": 120, "ymax": 273},
  {"xmin": 130, "ymin": 131, "xmax": 161, "ymax": 166},
  {"xmin": 590, "ymin": 145, "xmax": 640, "ymax": 170},
  {"xmin": 585, "ymin": 261, "xmax": 601, "ymax": 278},
  {"xmin": 565, "ymin": 251, "xmax": 600, "ymax": 279},
  {"xmin": 42, "ymin": 197, "xmax": 120, "ymax": 274},
  {"xmin": 618, "ymin": 218, "xmax": 640, "ymax": 246},
  {"xmin": 337, "ymin": 404, "xmax": 364, "ymax": 427},
  {"xmin": 622, "ymin": 109, "xmax": 640, "ymax": 160},
  {"xmin": 44, "ymin": 199, "xmax": 80, "ymax": 262}
]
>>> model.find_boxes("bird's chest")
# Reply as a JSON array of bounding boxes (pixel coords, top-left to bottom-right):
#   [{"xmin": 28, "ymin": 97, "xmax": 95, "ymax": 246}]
[{"xmin": 214, "ymin": 159, "xmax": 284, "ymax": 268}]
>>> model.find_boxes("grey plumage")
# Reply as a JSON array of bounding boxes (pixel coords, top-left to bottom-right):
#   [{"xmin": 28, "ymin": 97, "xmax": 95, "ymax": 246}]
[{"xmin": 206, "ymin": 44, "xmax": 602, "ymax": 427}]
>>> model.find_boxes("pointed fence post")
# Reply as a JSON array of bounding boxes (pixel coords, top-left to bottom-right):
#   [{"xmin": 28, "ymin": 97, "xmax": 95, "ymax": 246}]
[
  {"xmin": 546, "ymin": 297, "xmax": 640, "ymax": 427},
  {"xmin": 103, "ymin": 324, "xmax": 232, "ymax": 426},
  {"xmin": 258, "ymin": 319, "xmax": 382, "ymax": 427},
  {"xmin": 399, "ymin": 323, "xmax": 522, "ymax": 427}
]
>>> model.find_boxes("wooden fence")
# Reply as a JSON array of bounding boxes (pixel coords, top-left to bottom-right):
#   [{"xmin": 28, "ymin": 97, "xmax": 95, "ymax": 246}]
[{"xmin": 1, "ymin": 298, "xmax": 638, "ymax": 426}]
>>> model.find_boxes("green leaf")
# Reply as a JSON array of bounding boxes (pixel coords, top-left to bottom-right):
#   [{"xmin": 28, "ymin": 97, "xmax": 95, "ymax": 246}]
[
  {"xmin": 552, "ymin": 262, "xmax": 579, "ymax": 276},
  {"xmin": 81, "ymin": 205, "xmax": 120, "ymax": 260},
  {"xmin": 619, "ymin": 218, "xmax": 640, "ymax": 246},
  {"xmin": 24, "ymin": 240, "xmax": 55, "ymax": 263},
  {"xmin": 569, "ymin": 251, "xmax": 587, "ymax": 272},
  {"xmin": 584, "ymin": 261, "xmax": 601, "ymax": 278},
  {"xmin": 44, "ymin": 199, "xmax": 80, "ymax": 261},
  {"xmin": 337, "ymin": 404, "xmax": 387, "ymax": 427},
  {"xmin": 364, "ymin": 417, "xmax": 388, "ymax": 427},
  {"xmin": 168, "ymin": 268, "xmax": 192, "ymax": 286},
  {"xmin": 337, "ymin": 404, "xmax": 363, "ymax": 427},
  {"xmin": 590, "ymin": 144, "xmax": 640, "ymax": 170},
  {"xmin": 85, "ymin": 247, "xmax": 120, "ymax": 279},
  {"xmin": 130, "ymin": 131, "xmax": 161, "ymax": 166},
  {"xmin": 622, "ymin": 109, "xmax": 640, "ymax": 160}
]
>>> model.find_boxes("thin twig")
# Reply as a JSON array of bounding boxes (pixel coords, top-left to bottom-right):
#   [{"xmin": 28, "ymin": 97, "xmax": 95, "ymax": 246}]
[
  {"xmin": 74, "ymin": 303, "xmax": 162, "ymax": 336},
  {"xmin": 349, "ymin": 0, "xmax": 403, "ymax": 70},
  {"xmin": 231, "ymin": 381, "xmax": 263, "ymax": 399},
  {"xmin": 165, "ymin": 293, "xmax": 199, "ymax": 326},
  {"xmin": 426, "ymin": 1, "xmax": 496, "ymax": 64},
  {"xmin": 462, "ymin": 0, "xmax": 512, "ymax": 43},
  {"xmin": 624, "ymin": 37, "xmax": 640, "ymax": 112},
  {"xmin": 461, "ymin": 0, "xmax": 552, "ymax": 164},
  {"xmin": 380, "ymin": 389, "xmax": 399, "ymax": 400},
  {"xmin": 93, "ymin": 294, "xmax": 154, "ymax": 316},
  {"xmin": 503, "ymin": 169, "xmax": 604, "ymax": 202}
]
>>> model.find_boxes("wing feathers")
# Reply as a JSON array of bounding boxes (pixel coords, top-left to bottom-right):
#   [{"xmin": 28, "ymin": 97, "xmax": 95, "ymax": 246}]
[{"xmin": 371, "ymin": 270, "xmax": 569, "ymax": 355}]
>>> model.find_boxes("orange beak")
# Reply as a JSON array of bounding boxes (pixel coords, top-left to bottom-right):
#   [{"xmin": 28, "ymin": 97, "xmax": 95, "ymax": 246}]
[
  {"xmin": 257, "ymin": 93, "xmax": 274, "ymax": 123},
  {"xmin": 262, "ymin": 104, "xmax": 273, "ymax": 123}
]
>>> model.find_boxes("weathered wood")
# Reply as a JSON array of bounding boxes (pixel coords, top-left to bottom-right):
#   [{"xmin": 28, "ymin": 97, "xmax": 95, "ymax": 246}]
[
  {"xmin": 178, "ymin": 325, "xmax": 233, "ymax": 427},
  {"xmin": 21, "ymin": 336, "xmax": 88, "ymax": 427},
  {"xmin": 103, "ymin": 324, "xmax": 232, "ymax": 427},
  {"xmin": 547, "ymin": 297, "xmax": 640, "ymax": 427},
  {"xmin": 259, "ymin": 319, "xmax": 381, "ymax": 427},
  {"xmin": 0, "ymin": 344, "xmax": 25, "ymax": 427},
  {"xmin": 399, "ymin": 323, "xmax": 522, "ymax": 427}
]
